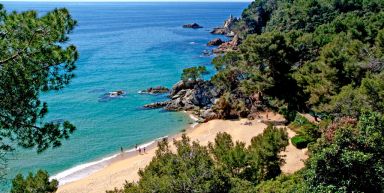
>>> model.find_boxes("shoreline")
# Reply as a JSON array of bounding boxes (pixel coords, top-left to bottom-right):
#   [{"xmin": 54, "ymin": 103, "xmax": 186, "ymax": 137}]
[
  {"xmin": 52, "ymin": 112, "xmax": 200, "ymax": 186},
  {"xmin": 57, "ymin": 112, "xmax": 307, "ymax": 193}
]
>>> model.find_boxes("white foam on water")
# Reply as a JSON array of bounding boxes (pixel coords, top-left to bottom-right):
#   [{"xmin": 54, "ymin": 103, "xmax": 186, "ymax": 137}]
[
  {"xmin": 188, "ymin": 113, "xmax": 199, "ymax": 121},
  {"xmin": 51, "ymin": 137, "xmax": 167, "ymax": 186}
]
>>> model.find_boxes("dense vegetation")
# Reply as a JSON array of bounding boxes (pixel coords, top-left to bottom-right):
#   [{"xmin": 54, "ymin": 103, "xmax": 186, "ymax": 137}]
[
  {"xmin": 11, "ymin": 170, "xmax": 58, "ymax": 193},
  {"xmin": 109, "ymin": 126, "xmax": 288, "ymax": 193},
  {"xmin": 112, "ymin": 0, "xmax": 384, "ymax": 192},
  {"xmin": 212, "ymin": 0, "xmax": 384, "ymax": 120},
  {"xmin": 0, "ymin": 4, "xmax": 77, "ymax": 191},
  {"xmin": 2, "ymin": 0, "xmax": 384, "ymax": 192},
  {"xmin": 181, "ymin": 66, "xmax": 208, "ymax": 81}
]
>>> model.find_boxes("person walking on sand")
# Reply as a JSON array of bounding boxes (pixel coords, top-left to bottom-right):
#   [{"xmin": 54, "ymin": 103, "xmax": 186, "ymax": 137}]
[
  {"xmin": 143, "ymin": 147, "xmax": 146, "ymax": 154},
  {"xmin": 138, "ymin": 147, "xmax": 142, "ymax": 155}
]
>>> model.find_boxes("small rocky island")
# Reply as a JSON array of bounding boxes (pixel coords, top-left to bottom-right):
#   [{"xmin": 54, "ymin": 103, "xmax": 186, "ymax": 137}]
[{"xmin": 182, "ymin": 23, "xmax": 203, "ymax": 29}]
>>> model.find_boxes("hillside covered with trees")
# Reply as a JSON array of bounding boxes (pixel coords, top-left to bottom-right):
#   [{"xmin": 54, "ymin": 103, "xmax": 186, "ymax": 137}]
[
  {"xmin": 2, "ymin": 0, "xmax": 383, "ymax": 192},
  {"xmin": 111, "ymin": 0, "xmax": 384, "ymax": 192}
]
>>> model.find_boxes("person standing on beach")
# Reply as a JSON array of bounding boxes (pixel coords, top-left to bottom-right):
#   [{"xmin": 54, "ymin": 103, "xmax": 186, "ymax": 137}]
[
  {"xmin": 143, "ymin": 147, "xmax": 146, "ymax": 153},
  {"xmin": 138, "ymin": 147, "xmax": 141, "ymax": 155}
]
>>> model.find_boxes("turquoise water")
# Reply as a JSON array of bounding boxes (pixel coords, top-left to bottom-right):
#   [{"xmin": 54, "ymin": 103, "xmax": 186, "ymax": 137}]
[{"xmin": 1, "ymin": 2, "xmax": 248, "ymax": 189}]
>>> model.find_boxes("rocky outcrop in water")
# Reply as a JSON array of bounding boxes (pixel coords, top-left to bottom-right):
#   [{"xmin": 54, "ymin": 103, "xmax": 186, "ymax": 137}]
[
  {"xmin": 207, "ymin": 38, "xmax": 224, "ymax": 46},
  {"xmin": 139, "ymin": 86, "xmax": 169, "ymax": 94},
  {"xmin": 143, "ymin": 101, "xmax": 169, "ymax": 109},
  {"xmin": 213, "ymin": 34, "xmax": 240, "ymax": 54},
  {"xmin": 143, "ymin": 80, "xmax": 222, "ymax": 120},
  {"xmin": 210, "ymin": 15, "xmax": 237, "ymax": 36},
  {"xmin": 210, "ymin": 28, "xmax": 226, "ymax": 35},
  {"xmin": 166, "ymin": 80, "xmax": 221, "ymax": 111},
  {"xmin": 183, "ymin": 23, "xmax": 203, "ymax": 29}
]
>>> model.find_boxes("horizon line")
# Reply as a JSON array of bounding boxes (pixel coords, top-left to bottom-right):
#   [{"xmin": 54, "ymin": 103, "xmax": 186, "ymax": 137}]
[{"xmin": 1, "ymin": 0, "xmax": 253, "ymax": 2}]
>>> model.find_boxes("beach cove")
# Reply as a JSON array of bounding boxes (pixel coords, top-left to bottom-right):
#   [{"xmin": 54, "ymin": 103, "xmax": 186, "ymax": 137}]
[
  {"xmin": 1, "ymin": 2, "xmax": 249, "ymax": 190},
  {"xmin": 57, "ymin": 112, "xmax": 308, "ymax": 193}
]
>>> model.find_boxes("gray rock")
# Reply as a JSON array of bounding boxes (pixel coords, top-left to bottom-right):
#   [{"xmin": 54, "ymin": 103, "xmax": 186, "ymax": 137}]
[
  {"xmin": 183, "ymin": 23, "xmax": 203, "ymax": 29},
  {"xmin": 145, "ymin": 80, "xmax": 222, "ymax": 117},
  {"xmin": 207, "ymin": 38, "xmax": 224, "ymax": 46},
  {"xmin": 210, "ymin": 27, "xmax": 226, "ymax": 35},
  {"xmin": 201, "ymin": 109, "xmax": 218, "ymax": 121},
  {"xmin": 139, "ymin": 86, "xmax": 169, "ymax": 95},
  {"xmin": 210, "ymin": 15, "xmax": 238, "ymax": 36},
  {"xmin": 143, "ymin": 101, "xmax": 169, "ymax": 109},
  {"xmin": 170, "ymin": 80, "xmax": 195, "ymax": 96}
]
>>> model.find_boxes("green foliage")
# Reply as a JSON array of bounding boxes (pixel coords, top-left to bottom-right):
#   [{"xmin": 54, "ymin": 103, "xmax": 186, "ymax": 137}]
[
  {"xmin": 114, "ymin": 135, "xmax": 227, "ymax": 193},
  {"xmin": 289, "ymin": 114, "xmax": 320, "ymax": 149},
  {"xmin": 289, "ymin": 114, "xmax": 313, "ymax": 131},
  {"xmin": 209, "ymin": 133, "xmax": 249, "ymax": 179},
  {"xmin": 304, "ymin": 112, "xmax": 384, "ymax": 192},
  {"xmin": 323, "ymin": 72, "xmax": 384, "ymax": 117},
  {"xmin": 0, "ymin": 5, "xmax": 78, "ymax": 155},
  {"xmin": 11, "ymin": 170, "xmax": 58, "ymax": 193},
  {"xmin": 111, "ymin": 126, "xmax": 289, "ymax": 193},
  {"xmin": 238, "ymin": 0, "xmax": 277, "ymax": 35},
  {"xmin": 199, "ymin": 2, "xmax": 384, "ymax": 192},
  {"xmin": 256, "ymin": 172, "xmax": 306, "ymax": 193},
  {"xmin": 247, "ymin": 125, "xmax": 289, "ymax": 183},
  {"xmin": 181, "ymin": 66, "xmax": 208, "ymax": 81},
  {"xmin": 212, "ymin": 92, "xmax": 249, "ymax": 119},
  {"xmin": 210, "ymin": 0, "xmax": 384, "ymax": 119},
  {"xmin": 291, "ymin": 136, "xmax": 309, "ymax": 149},
  {"xmin": 278, "ymin": 106, "xmax": 297, "ymax": 123}
]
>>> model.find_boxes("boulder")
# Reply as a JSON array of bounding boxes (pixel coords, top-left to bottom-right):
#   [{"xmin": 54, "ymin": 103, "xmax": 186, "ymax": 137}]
[
  {"xmin": 207, "ymin": 38, "xmax": 224, "ymax": 46},
  {"xmin": 226, "ymin": 31, "xmax": 235, "ymax": 37},
  {"xmin": 182, "ymin": 23, "xmax": 203, "ymax": 29},
  {"xmin": 143, "ymin": 101, "xmax": 169, "ymax": 109},
  {"xmin": 145, "ymin": 80, "xmax": 222, "ymax": 116},
  {"xmin": 170, "ymin": 80, "xmax": 195, "ymax": 96},
  {"xmin": 212, "ymin": 35, "xmax": 240, "ymax": 54},
  {"xmin": 210, "ymin": 15, "xmax": 238, "ymax": 36},
  {"xmin": 201, "ymin": 109, "xmax": 219, "ymax": 121},
  {"xmin": 139, "ymin": 86, "xmax": 169, "ymax": 94},
  {"xmin": 210, "ymin": 27, "xmax": 226, "ymax": 35}
]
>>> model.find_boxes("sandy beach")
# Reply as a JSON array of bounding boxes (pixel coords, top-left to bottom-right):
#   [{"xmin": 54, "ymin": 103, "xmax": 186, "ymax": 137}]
[{"xmin": 57, "ymin": 113, "xmax": 307, "ymax": 193}]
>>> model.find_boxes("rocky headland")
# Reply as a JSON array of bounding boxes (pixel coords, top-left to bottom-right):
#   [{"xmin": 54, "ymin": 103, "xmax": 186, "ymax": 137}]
[
  {"xmin": 210, "ymin": 14, "xmax": 237, "ymax": 37},
  {"xmin": 209, "ymin": 15, "xmax": 241, "ymax": 53},
  {"xmin": 144, "ymin": 16, "xmax": 244, "ymax": 121}
]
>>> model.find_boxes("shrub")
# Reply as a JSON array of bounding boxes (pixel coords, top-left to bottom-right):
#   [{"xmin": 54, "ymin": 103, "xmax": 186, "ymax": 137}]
[
  {"xmin": 289, "ymin": 114, "xmax": 312, "ymax": 129},
  {"xmin": 11, "ymin": 170, "xmax": 58, "ymax": 193},
  {"xmin": 291, "ymin": 135, "xmax": 310, "ymax": 149},
  {"xmin": 181, "ymin": 66, "xmax": 208, "ymax": 81}
]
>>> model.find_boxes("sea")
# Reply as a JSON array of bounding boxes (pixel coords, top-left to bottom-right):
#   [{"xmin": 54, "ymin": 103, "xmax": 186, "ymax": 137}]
[{"xmin": 1, "ymin": 1, "xmax": 248, "ymax": 190}]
